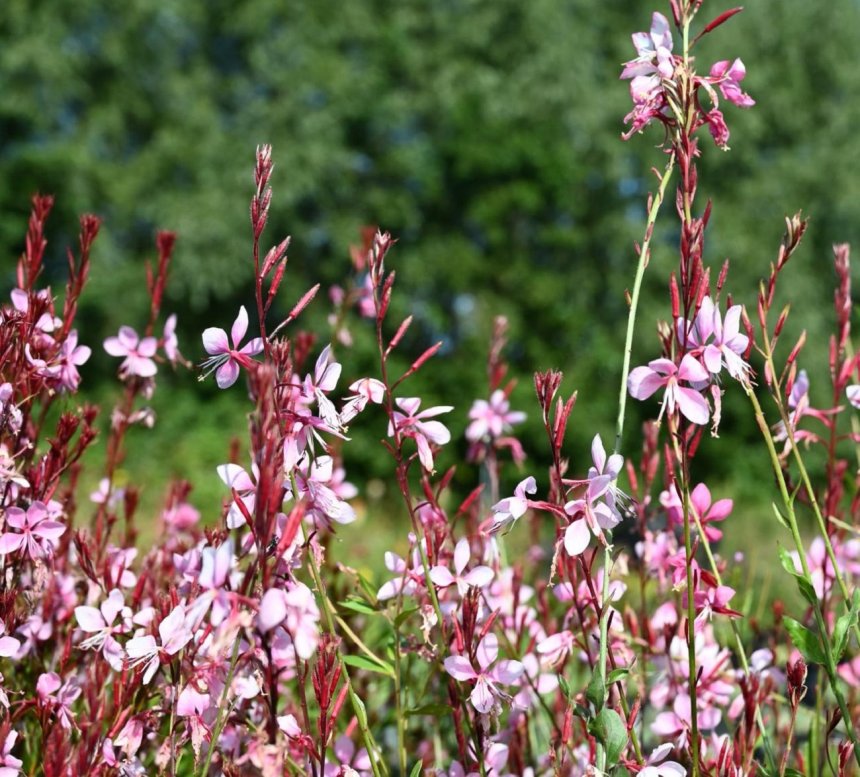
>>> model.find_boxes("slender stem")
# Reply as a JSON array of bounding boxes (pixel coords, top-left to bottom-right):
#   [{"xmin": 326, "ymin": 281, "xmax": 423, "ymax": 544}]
[
  {"xmin": 688, "ymin": 505, "xmax": 777, "ymax": 771},
  {"xmin": 197, "ymin": 632, "xmax": 243, "ymax": 777},
  {"xmin": 614, "ymin": 158, "xmax": 676, "ymax": 455},
  {"xmin": 307, "ymin": 546, "xmax": 388, "ymax": 777},
  {"xmin": 745, "ymin": 384, "xmax": 860, "ymax": 764}
]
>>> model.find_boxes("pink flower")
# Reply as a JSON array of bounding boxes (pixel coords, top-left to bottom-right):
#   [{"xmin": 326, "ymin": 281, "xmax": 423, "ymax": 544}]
[
  {"xmin": 0, "ymin": 730, "xmax": 22, "ymax": 776},
  {"xmin": 466, "ymin": 390, "xmax": 526, "ymax": 442},
  {"xmin": 628, "ymin": 354, "xmax": 710, "ymax": 425},
  {"xmin": 340, "ymin": 377, "xmax": 386, "ymax": 424},
  {"xmin": 163, "ymin": 314, "xmax": 180, "ymax": 362},
  {"xmin": 257, "ymin": 582, "xmax": 320, "ymax": 659},
  {"xmin": 847, "ymin": 384, "xmax": 860, "ymax": 409},
  {"xmin": 325, "ymin": 736, "xmax": 371, "ymax": 777},
  {"xmin": 125, "ymin": 606, "xmax": 193, "ymax": 684},
  {"xmin": 443, "ymin": 634, "xmax": 524, "ymax": 713},
  {"xmin": 678, "ymin": 297, "xmax": 749, "ymax": 380},
  {"xmin": 104, "ymin": 326, "xmax": 158, "ymax": 378},
  {"xmin": 200, "ymin": 306, "xmax": 264, "ymax": 389},
  {"xmin": 640, "ymin": 744, "xmax": 685, "ymax": 777},
  {"xmin": 429, "ymin": 538, "xmax": 494, "ymax": 596},
  {"xmin": 620, "ymin": 12, "xmax": 675, "ymax": 99},
  {"xmin": 37, "ymin": 672, "xmax": 81, "ymax": 730},
  {"xmin": 74, "ymin": 588, "xmax": 132, "ymax": 670},
  {"xmin": 490, "ymin": 476, "xmax": 537, "ymax": 533},
  {"xmin": 709, "ymin": 58, "xmax": 755, "ymax": 108},
  {"xmin": 0, "ymin": 501, "xmax": 66, "ymax": 560},
  {"xmin": 388, "ymin": 397, "xmax": 453, "ymax": 472}
]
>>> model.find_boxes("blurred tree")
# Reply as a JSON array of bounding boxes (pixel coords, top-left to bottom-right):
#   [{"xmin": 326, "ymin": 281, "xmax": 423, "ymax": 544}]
[{"xmin": 0, "ymin": 0, "xmax": 858, "ymax": 487}]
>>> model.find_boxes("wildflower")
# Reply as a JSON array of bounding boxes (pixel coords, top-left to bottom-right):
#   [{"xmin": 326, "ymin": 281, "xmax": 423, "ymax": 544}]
[
  {"xmin": 163, "ymin": 313, "xmax": 180, "ymax": 362},
  {"xmin": 429, "ymin": 538, "xmax": 494, "ymax": 596},
  {"xmin": 125, "ymin": 605, "xmax": 193, "ymax": 684},
  {"xmin": 104, "ymin": 326, "xmax": 158, "ymax": 378},
  {"xmin": 443, "ymin": 633, "xmax": 524, "ymax": 714},
  {"xmin": 36, "ymin": 672, "xmax": 81, "ymax": 730},
  {"xmin": 709, "ymin": 59, "xmax": 755, "ymax": 108},
  {"xmin": 0, "ymin": 730, "xmax": 23, "ymax": 775},
  {"xmin": 628, "ymin": 355, "xmax": 710, "ymax": 425},
  {"xmin": 0, "ymin": 501, "xmax": 66, "ymax": 560},
  {"xmin": 200, "ymin": 306, "xmax": 264, "ymax": 389},
  {"xmin": 639, "ymin": 744, "xmax": 686, "ymax": 777},
  {"xmin": 620, "ymin": 12, "xmax": 675, "ymax": 100},
  {"xmin": 489, "ymin": 476, "xmax": 537, "ymax": 533},
  {"xmin": 466, "ymin": 390, "xmax": 526, "ymax": 443},
  {"xmin": 387, "ymin": 397, "xmax": 453, "ymax": 472},
  {"xmin": 256, "ymin": 582, "xmax": 320, "ymax": 659},
  {"xmin": 74, "ymin": 588, "xmax": 132, "ymax": 670},
  {"xmin": 678, "ymin": 297, "xmax": 749, "ymax": 379}
]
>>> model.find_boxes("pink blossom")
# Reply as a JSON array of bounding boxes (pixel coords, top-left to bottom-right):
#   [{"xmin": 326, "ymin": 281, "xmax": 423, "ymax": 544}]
[
  {"xmin": 628, "ymin": 354, "xmax": 710, "ymax": 425},
  {"xmin": 536, "ymin": 630, "xmax": 576, "ymax": 667},
  {"xmin": 104, "ymin": 326, "xmax": 158, "ymax": 378},
  {"xmin": 126, "ymin": 605, "xmax": 193, "ymax": 684},
  {"xmin": 256, "ymin": 582, "xmax": 320, "ymax": 659},
  {"xmin": 388, "ymin": 397, "xmax": 453, "ymax": 472},
  {"xmin": 640, "ymin": 744, "xmax": 686, "ymax": 777},
  {"xmin": 0, "ymin": 501, "xmax": 66, "ymax": 560},
  {"xmin": 620, "ymin": 12, "xmax": 675, "ymax": 99},
  {"xmin": 216, "ymin": 461, "xmax": 258, "ymax": 529},
  {"xmin": 847, "ymin": 384, "xmax": 860, "ymax": 409},
  {"xmin": 325, "ymin": 736, "xmax": 371, "ymax": 777},
  {"xmin": 163, "ymin": 314, "xmax": 180, "ymax": 362},
  {"xmin": 377, "ymin": 546, "xmax": 426, "ymax": 601},
  {"xmin": 295, "ymin": 455, "xmax": 356, "ymax": 529},
  {"xmin": 429, "ymin": 538, "xmax": 494, "ymax": 596},
  {"xmin": 37, "ymin": 672, "xmax": 81, "ymax": 730},
  {"xmin": 490, "ymin": 476, "xmax": 537, "ymax": 533},
  {"xmin": 709, "ymin": 58, "xmax": 755, "ymax": 108},
  {"xmin": 678, "ymin": 297, "xmax": 749, "ymax": 379},
  {"xmin": 74, "ymin": 588, "xmax": 131, "ymax": 670},
  {"xmin": 443, "ymin": 634, "xmax": 524, "ymax": 714},
  {"xmin": 466, "ymin": 390, "xmax": 526, "ymax": 442},
  {"xmin": 200, "ymin": 306, "xmax": 264, "ymax": 389},
  {"xmin": 0, "ymin": 730, "xmax": 22, "ymax": 776},
  {"xmin": 341, "ymin": 377, "xmax": 386, "ymax": 424}
]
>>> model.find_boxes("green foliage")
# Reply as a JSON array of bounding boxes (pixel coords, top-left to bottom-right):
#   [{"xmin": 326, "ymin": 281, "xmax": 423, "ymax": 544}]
[{"xmin": 2, "ymin": 0, "xmax": 859, "ymax": 535}]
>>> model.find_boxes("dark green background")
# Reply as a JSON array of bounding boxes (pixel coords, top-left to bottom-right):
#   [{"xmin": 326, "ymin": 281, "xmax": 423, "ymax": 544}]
[{"xmin": 2, "ymin": 0, "xmax": 858, "ymax": 548}]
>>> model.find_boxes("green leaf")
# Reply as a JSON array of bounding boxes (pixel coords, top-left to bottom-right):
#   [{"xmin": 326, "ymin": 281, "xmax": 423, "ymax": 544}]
[
  {"xmin": 776, "ymin": 546, "xmax": 817, "ymax": 605},
  {"xmin": 406, "ymin": 703, "xmax": 451, "ymax": 718},
  {"xmin": 783, "ymin": 617, "xmax": 826, "ymax": 665},
  {"xmin": 393, "ymin": 607, "xmax": 419, "ymax": 630},
  {"xmin": 586, "ymin": 671, "xmax": 605, "ymax": 711},
  {"xmin": 341, "ymin": 654, "xmax": 395, "ymax": 677},
  {"xmin": 771, "ymin": 503, "xmax": 790, "ymax": 530},
  {"xmin": 832, "ymin": 589, "xmax": 860, "ymax": 661},
  {"xmin": 784, "ymin": 769, "xmax": 805, "ymax": 777},
  {"xmin": 558, "ymin": 674, "xmax": 571, "ymax": 701},
  {"xmin": 607, "ymin": 668, "xmax": 630, "ymax": 685},
  {"xmin": 338, "ymin": 598, "xmax": 379, "ymax": 616},
  {"xmin": 589, "ymin": 708, "xmax": 627, "ymax": 766},
  {"xmin": 409, "ymin": 763, "xmax": 423, "ymax": 777}
]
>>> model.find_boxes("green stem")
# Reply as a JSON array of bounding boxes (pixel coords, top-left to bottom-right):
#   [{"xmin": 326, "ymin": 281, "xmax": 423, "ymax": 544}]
[
  {"xmin": 613, "ymin": 157, "xmax": 676, "ymax": 455},
  {"xmin": 745, "ymin": 384, "xmax": 860, "ymax": 765},
  {"xmin": 197, "ymin": 634, "xmax": 243, "ymax": 777},
  {"xmin": 307, "ymin": 546, "xmax": 388, "ymax": 777},
  {"xmin": 688, "ymin": 506, "xmax": 778, "ymax": 772}
]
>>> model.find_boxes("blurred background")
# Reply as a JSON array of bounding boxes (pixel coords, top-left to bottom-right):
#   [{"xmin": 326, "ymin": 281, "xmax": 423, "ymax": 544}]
[{"xmin": 2, "ymin": 0, "xmax": 859, "ymax": 573}]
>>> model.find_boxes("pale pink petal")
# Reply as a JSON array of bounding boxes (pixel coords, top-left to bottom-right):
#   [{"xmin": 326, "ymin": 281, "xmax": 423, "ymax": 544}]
[
  {"xmin": 564, "ymin": 520, "xmax": 591, "ymax": 556},
  {"xmin": 103, "ymin": 337, "xmax": 128, "ymax": 357},
  {"xmin": 463, "ymin": 566, "xmax": 494, "ymax": 589},
  {"xmin": 470, "ymin": 676, "xmax": 495, "ymax": 713},
  {"xmin": 493, "ymin": 659, "xmax": 524, "ymax": 684},
  {"xmin": 258, "ymin": 589, "xmax": 288, "ymax": 633},
  {"xmin": 0, "ymin": 534, "xmax": 24, "ymax": 555},
  {"xmin": 417, "ymin": 420, "xmax": 451, "ymax": 445},
  {"xmin": 453, "ymin": 538, "xmax": 470, "ymax": 576},
  {"xmin": 202, "ymin": 327, "xmax": 229, "ymax": 355},
  {"xmin": 137, "ymin": 337, "xmax": 158, "ymax": 358},
  {"xmin": 240, "ymin": 337, "xmax": 264, "ymax": 356},
  {"xmin": 476, "ymin": 634, "xmax": 499, "ymax": 670},
  {"xmin": 628, "ymin": 366, "xmax": 666, "ymax": 400},
  {"xmin": 74, "ymin": 606, "xmax": 106, "ymax": 632},
  {"xmin": 231, "ymin": 306, "xmax": 249, "ymax": 348},
  {"xmin": 676, "ymin": 386, "xmax": 710, "ymax": 425},
  {"xmin": 678, "ymin": 353, "xmax": 709, "ymax": 383},
  {"xmin": 429, "ymin": 567, "xmax": 455, "ymax": 588},
  {"xmin": 215, "ymin": 360, "xmax": 240, "ymax": 389},
  {"xmin": 444, "ymin": 656, "xmax": 477, "ymax": 682}
]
